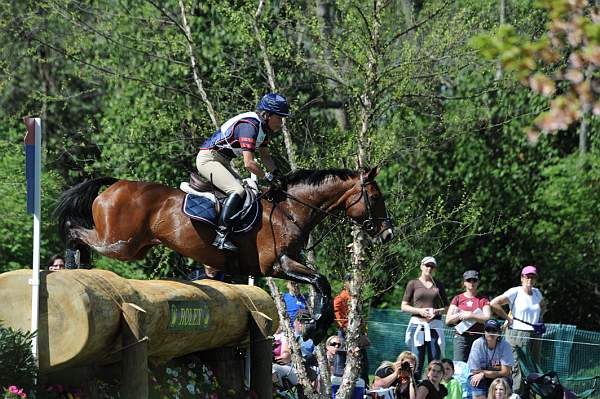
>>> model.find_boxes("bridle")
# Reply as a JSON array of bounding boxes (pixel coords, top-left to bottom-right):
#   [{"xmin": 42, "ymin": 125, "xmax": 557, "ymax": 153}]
[{"xmin": 355, "ymin": 174, "xmax": 394, "ymax": 237}]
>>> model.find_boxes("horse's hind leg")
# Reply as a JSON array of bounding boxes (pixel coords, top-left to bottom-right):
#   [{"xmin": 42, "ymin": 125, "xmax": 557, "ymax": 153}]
[
  {"xmin": 69, "ymin": 225, "xmax": 146, "ymax": 262},
  {"xmin": 276, "ymin": 254, "xmax": 333, "ymax": 345}
]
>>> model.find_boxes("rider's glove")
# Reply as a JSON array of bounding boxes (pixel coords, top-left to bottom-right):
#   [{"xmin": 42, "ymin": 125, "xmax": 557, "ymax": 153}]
[{"xmin": 266, "ymin": 170, "xmax": 283, "ymax": 187}]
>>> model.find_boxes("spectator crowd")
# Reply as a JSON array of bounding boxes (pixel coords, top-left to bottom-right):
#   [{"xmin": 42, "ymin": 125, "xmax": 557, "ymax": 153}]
[{"xmin": 271, "ymin": 256, "xmax": 546, "ymax": 399}]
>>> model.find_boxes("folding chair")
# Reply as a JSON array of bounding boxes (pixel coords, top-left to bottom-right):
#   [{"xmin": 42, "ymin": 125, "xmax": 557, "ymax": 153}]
[{"xmin": 516, "ymin": 347, "xmax": 599, "ymax": 399}]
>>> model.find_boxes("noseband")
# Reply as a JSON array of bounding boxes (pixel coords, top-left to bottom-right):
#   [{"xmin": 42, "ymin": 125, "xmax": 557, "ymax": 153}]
[{"xmin": 355, "ymin": 175, "xmax": 394, "ymax": 237}]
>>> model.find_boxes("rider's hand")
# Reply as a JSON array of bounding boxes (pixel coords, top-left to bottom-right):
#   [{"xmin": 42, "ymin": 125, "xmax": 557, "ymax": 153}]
[{"xmin": 265, "ymin": 170, "xmax": 283, "ymax": 187}]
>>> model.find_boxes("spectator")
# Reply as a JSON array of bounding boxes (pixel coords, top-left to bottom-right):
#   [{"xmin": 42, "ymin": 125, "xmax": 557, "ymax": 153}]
[
  {"xmin": 441, "ymin": 359, "xmax": 462, "ymax": 399},
  {"xmin": 490, "ymin": 266, "xmax": 546, "ymax": 395},
  {"xmin": 293, "ymin": 309, "xmax": 314, "ymax": 356},
  {"xmin": 416, "ymin": 360, "xmax": 447, "ymax": 399},
  {"xmin": 467, "ymin": 320, "xmax": 514, "ymax": 399},
  {"xmin": 325, "ymin": 335, "xmax": 342, "ymax": 374},
  {"xmin": 373, "ymin": 351, "xmax": 418, "ymax": 399},
  {"xmin": 445, "ymin": 270, "xmax": 492, "ymax": 362},
  {"xmin": 283, "ymin": 281, "xmax": 307, "ymax": 326},
  {"xmin": 272, "ymin": 310, "xmax": 319, "ymax": 391},
  {"xmin": 47, "ymin": 254, "xmax": 65, "ymax": 271},
  {"xmin": 487, "ymin": 377, "xmax": 520, "ymax": 399},
  {"xmin": 187, "ymin": 265, "xmax": 232, "ymax": 282},
  {"xmin": 333, "ymin": 272, "xmax": 370, "ymax": 386},
  {"xmin": 402, "ymin": 256, "xmax": 449, "ymax": 378},
  {"xmin": 272, "ymin": 324, "xmax": 295, "ymax": 386},
  {"xmin": 334, "ymin": 273, "xmax": 352, "ymax": 331}
]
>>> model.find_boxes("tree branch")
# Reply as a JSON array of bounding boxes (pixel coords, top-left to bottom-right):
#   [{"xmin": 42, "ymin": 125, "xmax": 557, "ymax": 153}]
[{"xmin": 178, "ymin": 0, "xmax": 219, "ymax": 128}]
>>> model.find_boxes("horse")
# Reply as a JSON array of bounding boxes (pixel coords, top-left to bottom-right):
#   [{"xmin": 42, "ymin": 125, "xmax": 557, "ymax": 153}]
[{"xmin": 54, "ymin": 167, "xmax": 395, "ymax": 342}]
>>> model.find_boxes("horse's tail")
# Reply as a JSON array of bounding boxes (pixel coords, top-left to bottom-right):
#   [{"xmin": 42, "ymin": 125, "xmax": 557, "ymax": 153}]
[{"xmin": 54, "ymin": 177, "xmax": 119, "ymax": 241}]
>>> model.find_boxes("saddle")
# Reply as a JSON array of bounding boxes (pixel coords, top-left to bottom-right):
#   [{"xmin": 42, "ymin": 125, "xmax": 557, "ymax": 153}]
[
  {"xmin": 188, "ymin": 172, "xmax": 227, "ymax": 199},
  {"xmin": 179, "ymin": 173, "xmax": 261, "ymax": 233}
]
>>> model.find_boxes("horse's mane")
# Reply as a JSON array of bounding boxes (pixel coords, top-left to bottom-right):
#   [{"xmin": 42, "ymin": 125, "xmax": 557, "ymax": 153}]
[{"xmin": 285, "ymin": 168, "xmax": 358, "ymax": 187}]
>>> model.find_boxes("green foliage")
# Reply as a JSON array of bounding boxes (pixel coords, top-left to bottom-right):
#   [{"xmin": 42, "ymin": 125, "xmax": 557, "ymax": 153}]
[
  {"xmin": 0, "ymin": 325, "xmax": 37, "ymax": 394},
  {"xmin": 0, "ymin": 128, "xmax": 64, "ymax": 272},
  {"xmin": 0, "ymin": 0, "xmax": 599, "ymax": 330}
]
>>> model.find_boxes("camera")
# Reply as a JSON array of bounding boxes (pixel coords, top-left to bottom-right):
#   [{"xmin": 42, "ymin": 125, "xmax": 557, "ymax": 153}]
[{"xmin": 401, "ymin": 361, "xmax": 412, "ymax": 371}]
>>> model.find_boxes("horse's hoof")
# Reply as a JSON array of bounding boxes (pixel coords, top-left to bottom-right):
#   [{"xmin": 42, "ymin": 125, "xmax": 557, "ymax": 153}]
[{"xmin": 301, "ymin": 319, "xmax": 327, "ymax": 345}]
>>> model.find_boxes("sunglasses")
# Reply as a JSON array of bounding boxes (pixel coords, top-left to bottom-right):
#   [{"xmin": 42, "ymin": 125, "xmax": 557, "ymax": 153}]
[
  {"xmin": 465, "ymin": 278, "xmax": 479, "ymax": 283},
  {"xmin": 329, "ymin": 342, "xmax": 341, "ymax": 347}
]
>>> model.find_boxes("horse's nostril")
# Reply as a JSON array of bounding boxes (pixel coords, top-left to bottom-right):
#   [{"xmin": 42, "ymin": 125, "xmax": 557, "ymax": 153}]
[{"xmin": 381, "ymin": 228, "xmax": 394, "ymax": 243}]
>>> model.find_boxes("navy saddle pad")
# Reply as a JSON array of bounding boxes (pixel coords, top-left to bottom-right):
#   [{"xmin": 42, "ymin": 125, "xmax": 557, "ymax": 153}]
[{"xmin": 182, "ymin": 194, "xmax": 261, "ymax": 233}]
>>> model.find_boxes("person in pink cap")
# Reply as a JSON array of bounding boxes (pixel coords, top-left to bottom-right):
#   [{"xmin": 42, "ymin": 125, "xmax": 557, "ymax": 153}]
[{"xmin": 490, "ymin": 265, "xmax": 546, "ymax": 395}]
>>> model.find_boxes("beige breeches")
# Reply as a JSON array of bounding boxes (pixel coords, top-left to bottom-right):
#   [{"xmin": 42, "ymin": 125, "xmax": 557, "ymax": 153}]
[{"xmin": 196, "ymin": 150, "xmax": 245, "ymax": 196}]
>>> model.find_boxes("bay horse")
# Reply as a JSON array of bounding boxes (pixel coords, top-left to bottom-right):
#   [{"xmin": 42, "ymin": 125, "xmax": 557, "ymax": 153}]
[{"xmin": 54, "ymin": 167, "xmax": 394, "ymax": 342}]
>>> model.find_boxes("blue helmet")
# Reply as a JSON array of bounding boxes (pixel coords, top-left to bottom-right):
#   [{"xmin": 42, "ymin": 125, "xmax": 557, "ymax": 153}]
[{"xmin": 257, "ymin": 93, "xmax": 290, "ymax": 117}]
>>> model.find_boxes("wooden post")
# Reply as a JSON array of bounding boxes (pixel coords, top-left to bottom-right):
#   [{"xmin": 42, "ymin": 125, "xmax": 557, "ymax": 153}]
[
  {"xmin": 250, "ymin": 311, "xmax": 273, "ymax": 399},
  {"xmin": 121, "ymin": 303, "xmax": 148, "ymax": 399},
  {"xmin": 198, "ymin": 347, "xmax": 245, "ymax": 391}
]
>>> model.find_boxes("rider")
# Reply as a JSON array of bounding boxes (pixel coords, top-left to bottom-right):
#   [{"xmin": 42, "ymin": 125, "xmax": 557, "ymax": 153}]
[{"xmin": 196, "ymin": 93, "xmax": 288, "ymax": 252}]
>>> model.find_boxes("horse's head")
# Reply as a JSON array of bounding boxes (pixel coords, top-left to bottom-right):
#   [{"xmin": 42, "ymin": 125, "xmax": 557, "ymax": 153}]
[{"xmin": 344, "ymin": 167, "xmax": 395, "ymax": 244}]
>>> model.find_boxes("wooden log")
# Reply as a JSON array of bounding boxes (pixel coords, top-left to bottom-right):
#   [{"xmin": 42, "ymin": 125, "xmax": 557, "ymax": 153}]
[
  {"xmin": 0, "ymin": 269, "xmax": 278, "ymax": 372},
  {"xmin": 120, "ymin": 303, "xmax": 148, "ymax": 399},
  {"xmin": 197, "ymin": 346, "xmax": 245, "ymax": 392}
]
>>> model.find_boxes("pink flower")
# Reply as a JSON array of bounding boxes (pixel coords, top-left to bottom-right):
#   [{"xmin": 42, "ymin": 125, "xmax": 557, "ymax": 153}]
[{"xmin": 8, "ymin": 386, "xmax": 19, "ymax": 393}]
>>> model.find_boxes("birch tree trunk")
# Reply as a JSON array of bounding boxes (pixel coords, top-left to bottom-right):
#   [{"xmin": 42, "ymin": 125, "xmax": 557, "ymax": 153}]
[
  {"xmin": 254, "ymin": 1, "xmax": 324, "ymax": 396},
  {"xmin": 334, "ymin": 0, "xmax": 381, "ymax": 395}
]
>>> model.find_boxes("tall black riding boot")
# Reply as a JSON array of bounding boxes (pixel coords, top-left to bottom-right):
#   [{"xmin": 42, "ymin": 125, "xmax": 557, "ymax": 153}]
[{"xmin": 212, "ymin": 192, "xmax": 243, "ymax": 252}]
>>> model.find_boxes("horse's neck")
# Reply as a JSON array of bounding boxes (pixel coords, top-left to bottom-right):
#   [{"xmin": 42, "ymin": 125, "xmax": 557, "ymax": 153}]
[{"xmin": 287, "ymin": 179, "xmax": 355, "ymax": 228}]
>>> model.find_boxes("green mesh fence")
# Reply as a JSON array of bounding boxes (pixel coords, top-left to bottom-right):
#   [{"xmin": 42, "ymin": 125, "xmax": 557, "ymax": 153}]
[{"xmin": 367, "ymin": 309, "xmax": 600, "ymax": 396}]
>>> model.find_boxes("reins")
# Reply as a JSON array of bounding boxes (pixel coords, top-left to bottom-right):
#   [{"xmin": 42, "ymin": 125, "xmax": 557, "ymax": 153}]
[{"xmin": 264, "ymin": 176, "xmax": 391, "ymax": 252}]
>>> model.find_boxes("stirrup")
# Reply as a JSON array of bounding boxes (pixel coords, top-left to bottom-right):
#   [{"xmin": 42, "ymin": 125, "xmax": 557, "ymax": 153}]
[{"xmin": 212, "ymin": 231, "xmax": 238, "ymax": 253}]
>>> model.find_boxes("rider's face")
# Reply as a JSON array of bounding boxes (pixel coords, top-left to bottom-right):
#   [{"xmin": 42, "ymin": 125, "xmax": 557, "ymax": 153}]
[{"xmin": 266, "ymin": 114, "xmax": 284, "ymax": 132}]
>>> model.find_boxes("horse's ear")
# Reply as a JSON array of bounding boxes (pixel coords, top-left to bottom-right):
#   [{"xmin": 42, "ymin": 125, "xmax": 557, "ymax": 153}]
[{"xmin": 366, "ymin": 166, "xmax": 380, "ymax": 181}]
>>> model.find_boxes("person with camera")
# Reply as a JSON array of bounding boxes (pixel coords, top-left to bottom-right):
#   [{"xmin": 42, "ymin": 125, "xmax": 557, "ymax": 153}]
[
  {"xmin": 490, "ymin": 265, "xmax": 546, "ymax": 395},
  {"xmin": 467, "ymin": 320, "xmax": 514, "ymax": 399},
  {"xmin": 372, "ymin": 351, "xmax": 418, "ymax": 399}
]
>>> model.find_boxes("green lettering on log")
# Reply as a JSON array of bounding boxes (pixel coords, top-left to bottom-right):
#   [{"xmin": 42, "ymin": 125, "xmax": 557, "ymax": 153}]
[{"xmin": 167, "ymin": 301, "xmax": 210, "ymax": 331}]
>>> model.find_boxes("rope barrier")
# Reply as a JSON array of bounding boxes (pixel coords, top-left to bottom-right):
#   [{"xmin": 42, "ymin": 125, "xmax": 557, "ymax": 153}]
[{"xmin": 368, "ymin": 320, "xmax": 600, "ymax": 346}]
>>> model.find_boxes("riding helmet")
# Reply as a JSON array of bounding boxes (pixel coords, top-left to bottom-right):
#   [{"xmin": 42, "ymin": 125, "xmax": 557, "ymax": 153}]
[{"xmin": 257, "ymin": 93, "xmax": 290, "ymax": 117}]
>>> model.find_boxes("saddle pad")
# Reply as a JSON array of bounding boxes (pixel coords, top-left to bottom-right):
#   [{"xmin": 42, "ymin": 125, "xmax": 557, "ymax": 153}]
[{"xmin": 182, "ymin": 193, "xmax": 261, "ymax": 233}]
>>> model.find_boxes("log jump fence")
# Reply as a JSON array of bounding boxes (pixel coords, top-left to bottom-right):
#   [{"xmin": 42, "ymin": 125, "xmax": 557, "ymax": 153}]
[{"xmin": 0, "ymin": 269, "xmax": 278, "ymax": 398}]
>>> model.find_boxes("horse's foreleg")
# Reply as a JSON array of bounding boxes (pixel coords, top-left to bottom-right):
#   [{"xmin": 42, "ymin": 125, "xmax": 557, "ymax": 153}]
[{"xmin": 276, "ymin": 254, "xmax": 333, "ymax": 344}]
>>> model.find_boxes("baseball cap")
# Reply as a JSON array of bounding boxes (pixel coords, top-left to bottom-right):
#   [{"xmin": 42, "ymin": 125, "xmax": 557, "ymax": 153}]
[
  {"xmin": 421, "ymin": 256, "xmax": 437, "ymax": 266},
  {"xmin": 463, "ymin": 270, "xmax": 479, "ymax": 280},
  {"xmin": 521, "ymin": 265, "xmax": 538, "ymax": 275},
  {"xmin": 484, "ymin": 319, "xmax": 501, "ymax": 332}
]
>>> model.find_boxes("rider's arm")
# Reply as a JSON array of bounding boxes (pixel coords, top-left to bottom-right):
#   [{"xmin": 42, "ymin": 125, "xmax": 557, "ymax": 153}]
[
  {"xmin": 242, "ymin": 151, "xmax": 267, "ymax": 178},
  {"xmin": 258, "ymin": 147, "xmax": 277, "ymax": 172}
]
